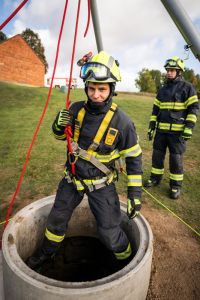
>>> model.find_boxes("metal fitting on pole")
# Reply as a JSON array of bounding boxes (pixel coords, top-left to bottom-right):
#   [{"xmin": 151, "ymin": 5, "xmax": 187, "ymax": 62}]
[{"xmin": 161, "ymin": 0, "xmax": 200, "ymax": 61}]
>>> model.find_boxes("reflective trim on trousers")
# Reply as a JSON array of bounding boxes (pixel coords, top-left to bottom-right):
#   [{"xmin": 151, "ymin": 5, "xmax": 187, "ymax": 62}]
[
  {"xmin": 114, "ymin": 242, "xmax": 132, "ymax": 260},
  {"xmin": 45, "ymin": 228, "xmax": 65, "ymax": 243}
]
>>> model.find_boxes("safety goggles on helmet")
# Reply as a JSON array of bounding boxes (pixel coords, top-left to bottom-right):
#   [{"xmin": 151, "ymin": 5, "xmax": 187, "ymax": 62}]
[
  {"xmin": 80, "ymin": 62, "xmax": 118, "ymax": 82},
  {"xmin": 164, "ymin": 58, "xmax": 184, "ymax": 71}
]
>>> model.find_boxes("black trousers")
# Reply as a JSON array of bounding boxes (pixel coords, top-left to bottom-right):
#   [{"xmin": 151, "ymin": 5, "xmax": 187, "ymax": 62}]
[
  {"xmin": 151, "ymin": 131, "xmax": 186, "ymax": 188},
  {"xmin": 43, "ymin": 178, "xmax": 129, "ymax": 255}
]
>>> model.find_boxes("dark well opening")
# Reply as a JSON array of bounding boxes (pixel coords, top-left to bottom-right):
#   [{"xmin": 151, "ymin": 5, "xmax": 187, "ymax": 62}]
[{"xmin": 39, "ymin": 236, "xmax": 134, "ymax": 282}]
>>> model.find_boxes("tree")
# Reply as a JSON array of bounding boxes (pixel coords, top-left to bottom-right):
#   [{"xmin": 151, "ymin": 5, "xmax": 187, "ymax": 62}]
[
  {"xmin": 183, "ymin": 68, "xmax": 197, "ymax": 86},
  {"xmin": 135, "ymin": 69, "xmax": 157, "ymax": 93},
  {"xmin": 21, "ymin": 28, "xmax": 48, "ymax": 73},
  {"xmin": 0, "ymin": 31, "xmax": 7, "ymax": 43}
]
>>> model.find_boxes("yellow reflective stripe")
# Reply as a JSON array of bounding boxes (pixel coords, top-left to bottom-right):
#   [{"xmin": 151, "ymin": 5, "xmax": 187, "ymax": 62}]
[
  {"xmin": 73, "ymin": 176, "xmax": 108, "ymax": 190},
  {"xmin": 91, "ymin": 103, "xmax": 117, "ymax": 148},
  {"xmin": 120, "ymin": 144, "xmax": 142, "ymax": 158},
  {"xmin": 52, "ymin": 132, "xmax": 66, "ymax": 140},
  {"xmin": 171, "ymin": 124, "xmax": 185, "ymax": 131},
  {"xmin": 114, "ymin": 243, "xmax": 132, "ymax": 260},
  {"xmin": 79, "ymin": 149, "xmax": 120, "ymax": 163},
  {"xmin": 73, "ymin": 107, "xmax": 86, "ymax": 142},
  {"xmin": 158, "ymin": 123, "xmax": 184, "ymax": 131},
  {"xmin": 170, "ymin": 173, "xmax": 184, "ymax": 181},
  {"xmin": 185, "ymin": 95, "xmax": 198, "ymax": 107},
  {"xmin": 150, "ymin": 115, "xmax": 157, "ymax": 122},
  {"xmin": 151, "ymin": 167, "xmax": 164, "ymax": 175},
  {"xmin": 127, "ymin": 175, "xmax": 142, "ymax": 187},
  {"xmin": 45, "ymin": 229, "xmax": 65, "ymax": 243},
  {"xmin": 154, "ymin": 98, "xmax": 160, "ymax": 107},
  {"xmin": 159, "ymin": 102, "xmax": 186, "ymax": 110},
  {"xmin": 186, "ymin": 114, "xmax": 197, "ymax": 123}
]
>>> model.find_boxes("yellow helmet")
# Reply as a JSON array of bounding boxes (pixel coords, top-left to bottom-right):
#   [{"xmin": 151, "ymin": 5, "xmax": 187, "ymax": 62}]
[
  {"xmin": 80, "ymin": 51, "xmax": 121, "ymax": 83},
  {"xmin": 164, "ymin": 56, "xmax": 185, "ymax": 72}
]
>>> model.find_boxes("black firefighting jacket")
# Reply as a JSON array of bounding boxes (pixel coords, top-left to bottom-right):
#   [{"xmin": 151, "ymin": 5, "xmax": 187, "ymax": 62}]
[
  {"xmin": 52, "ymin": 98, "xmax": 142, "ymax": 199},
  {"xmin": 150, "ymin": 77, "xmax": 199, "ymax": 133}
]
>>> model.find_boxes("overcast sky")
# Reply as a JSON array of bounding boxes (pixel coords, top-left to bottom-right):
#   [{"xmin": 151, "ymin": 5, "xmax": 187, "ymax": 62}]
[{"xmin": 1, "ymin": 0, "xmax": 200, "ymax": 91}]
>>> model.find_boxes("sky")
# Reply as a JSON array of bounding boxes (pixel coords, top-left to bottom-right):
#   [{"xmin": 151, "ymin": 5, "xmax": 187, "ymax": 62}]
[{"xmin": 0, "ymin": 0, "xmax": 200, "ymax": 91}]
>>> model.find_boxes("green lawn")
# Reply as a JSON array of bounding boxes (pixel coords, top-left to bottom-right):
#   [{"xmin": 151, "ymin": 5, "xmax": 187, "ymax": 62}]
[{"xmin": 0, "ymin": 82, "xmax": 199, "ymax": 237}]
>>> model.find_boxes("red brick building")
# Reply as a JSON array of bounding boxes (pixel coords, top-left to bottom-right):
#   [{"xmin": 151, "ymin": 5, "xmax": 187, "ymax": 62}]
[{"xmin": 0, "ymin": 34, "xmax": 45, "ymax": 86}]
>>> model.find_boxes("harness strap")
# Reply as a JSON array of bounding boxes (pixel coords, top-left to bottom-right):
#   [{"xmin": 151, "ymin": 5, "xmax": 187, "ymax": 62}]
[
  {"xmin": 89, "ymin": 102, "xmax": 117, "ymax": 151},
  {"xmin": 72, "ymin": 141, "xmax": 114, "ymax": 183},
  {"xmin": 73, "ymin": 102, "xmax": 118, "ymax": 148},
  {"xmin": 73, "ymin": 106, "xmax": 86, "ymax": 142}
]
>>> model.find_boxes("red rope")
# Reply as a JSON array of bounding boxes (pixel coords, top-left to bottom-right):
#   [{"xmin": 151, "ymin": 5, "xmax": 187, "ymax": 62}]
[
  {"xmin": 84, "ymin": 0, "xmax": 91, "ymax": 37},
  {"xmin": 64, "ymin": 0, "xmax": 82, "ymax": 175},
  {"xmin": 0, "ymin": 0, "xmax": 29, "ymax": 30},
  {"xmin": 3, "ymin": 0, "xmax": 69, "ymax": 233}
]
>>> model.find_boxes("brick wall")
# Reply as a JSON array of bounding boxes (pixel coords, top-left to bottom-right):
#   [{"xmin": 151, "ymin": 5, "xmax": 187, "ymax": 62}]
[{"xmin": 0, "ymin": 35, "xmax": 45, "ymax": 86}]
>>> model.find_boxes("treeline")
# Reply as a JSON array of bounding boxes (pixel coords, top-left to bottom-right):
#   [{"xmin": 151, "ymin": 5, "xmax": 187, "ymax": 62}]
[{"xmin": 135, "ymin": 68, "xmax": 200, "ymax": 97}]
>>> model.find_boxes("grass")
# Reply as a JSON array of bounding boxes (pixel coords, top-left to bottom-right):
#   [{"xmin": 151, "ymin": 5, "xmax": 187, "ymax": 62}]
[{"xmin": 0, "ymin": 82, "xmax": 199, "ymax": 238}]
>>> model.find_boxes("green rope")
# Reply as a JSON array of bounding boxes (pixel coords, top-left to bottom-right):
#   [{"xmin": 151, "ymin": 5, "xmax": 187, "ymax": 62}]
[{"xmin": 142, "ymin": 187, "xmax": 200, "ymax": 237}]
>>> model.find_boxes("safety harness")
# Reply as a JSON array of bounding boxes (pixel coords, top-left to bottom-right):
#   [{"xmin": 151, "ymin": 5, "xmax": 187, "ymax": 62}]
[{"xmin": 65, "ymin": 102, "xmax": 119, "ymax": 192}]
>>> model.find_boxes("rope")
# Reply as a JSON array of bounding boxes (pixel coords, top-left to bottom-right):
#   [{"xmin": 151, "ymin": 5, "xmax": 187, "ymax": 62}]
[
  {"xmin": 84, "ymin": 0, "xmax": 91, "ymax": 37},
  {"xmin": 121, "ymin": 171, "xmax": 199, "ymax": 237},
  {"xmin": 142, "ymin": 187, "xmax": 200, "ymax": 237},
  {"xmin": 3, "ymin": 0, "xmax": 69, "ymax": 233},
  {"xmin": 0, "ymin": 0, "xmax": 29, "ymax": 30},
  {"xmin": 0, "ymin": 219, "xmax": 12, "ymax": 226},
  {"xmin": 64, "ymin": 0, "xmax": 82, "ymax": 175}
]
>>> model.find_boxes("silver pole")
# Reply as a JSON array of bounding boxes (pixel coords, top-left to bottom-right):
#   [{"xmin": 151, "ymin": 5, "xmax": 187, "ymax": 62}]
[
  {"xmin": 90, "ymin": 0, "xmax": 104, "ymax": 52},
  {"xmin": 161, "ymin": 0, "xmax": 200, "ymax": 61}
]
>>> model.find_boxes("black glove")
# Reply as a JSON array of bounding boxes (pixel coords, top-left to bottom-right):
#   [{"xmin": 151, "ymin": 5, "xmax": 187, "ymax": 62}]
[
  {"xmin": 147, "ymin": 121, "xmax": 156, "ymax": 141},
  {"xmin": 127, "ymin": 198, "xmax": 141, "ymax": 219},
  {"xmin": 148, "ymin": 128, "xmax": 155, "ymax": 141},
  {"xmin": 55, "ymin": 109, "xmax": 72, "ymax": 128},
  {"xmin": 182, "ymin": 127, "xmax": 192, "ymax": 141}
]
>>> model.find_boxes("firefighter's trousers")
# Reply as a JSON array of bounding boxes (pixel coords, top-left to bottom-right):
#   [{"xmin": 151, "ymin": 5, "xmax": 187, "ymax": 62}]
[
  {"xmin": 41, "ymin": 177, "xmax": 130, "ymax": 259},
  {"xmin": 150, "ymin": 131, "xmax": 186, "ymax": 188}
]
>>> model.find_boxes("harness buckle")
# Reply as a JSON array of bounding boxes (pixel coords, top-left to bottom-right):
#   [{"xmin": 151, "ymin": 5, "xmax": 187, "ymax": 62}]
[{"xmin": 89, "ymin": 142, "xmax": 99, "ymax": 151}]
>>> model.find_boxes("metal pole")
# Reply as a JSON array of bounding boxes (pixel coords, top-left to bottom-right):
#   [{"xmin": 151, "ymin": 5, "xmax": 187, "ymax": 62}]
[
  {"xmin": 90, "ymin": 0, "xmax": 104, "ymax": 52},
  {"xmin": 161, "ymin": 0, "xmax": 200, "ymax": 61}
]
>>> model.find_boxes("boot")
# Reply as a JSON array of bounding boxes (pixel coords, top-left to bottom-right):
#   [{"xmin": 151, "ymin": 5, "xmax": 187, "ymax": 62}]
[
  {"xmin": 170, "ymin": 187, "xmax": 181, "ymax": 200},
  {"xmin": 144, "ymin": 178, "xmax": 160, "ymax": 188},
  {"xmin": 26, "ymin": 249, "xmax": 53, "ymax": 271}
]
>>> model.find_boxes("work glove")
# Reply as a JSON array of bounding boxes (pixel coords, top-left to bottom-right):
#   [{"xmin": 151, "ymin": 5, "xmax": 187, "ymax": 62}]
[
  {"xmin": 127, "ymin": 198, "xmax": 141, "ymax": 219},
  {"xmin": 147, "ymin": 121, "xmax": 156, "ymax": 141},
  {"xmin": 55, "ymin": 109, "xmax": 73, "ymax": 129},
  {"xmin": 182, "ymin": 127, "xmax": 192, "ymax": 141}
]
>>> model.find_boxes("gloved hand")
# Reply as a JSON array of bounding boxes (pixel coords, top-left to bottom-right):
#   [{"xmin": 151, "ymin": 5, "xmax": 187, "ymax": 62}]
[
  {"xmin": 147, "ymin": 121, "xmax": 156, "ymax": 141},
  {"xmin": 148, "ymin": 128, "xmax": 155, "ymax": 141},
  {"xmin": 55, "ymin": 109, "xmax": 72, "ymax": 128},
  {"xmin": 182, "ymin": 127, "xmax": 192, "ymax": 141},
  {"xmin": 127, "ymin": 198, "xmax": 141, "ymax": 219}
]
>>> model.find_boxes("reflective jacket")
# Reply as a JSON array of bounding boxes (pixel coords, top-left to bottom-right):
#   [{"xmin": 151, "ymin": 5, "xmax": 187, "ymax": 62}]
[
  {"xmin": 52, "ymin": 99, "xmax": 142, "ymax": 199},
  {"xmin": 150, "ymin": 77, "xmax": 199, "ymax": 133}
]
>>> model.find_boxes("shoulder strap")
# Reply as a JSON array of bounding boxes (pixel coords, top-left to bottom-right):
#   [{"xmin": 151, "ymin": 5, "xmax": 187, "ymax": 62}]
[
  {"xmin": 73, "ymin": 105, "xmax": 86, "ymax": 142},
  {"xmin": 89, "ymin": 102, "xmax": 117, "ymax": 151}
]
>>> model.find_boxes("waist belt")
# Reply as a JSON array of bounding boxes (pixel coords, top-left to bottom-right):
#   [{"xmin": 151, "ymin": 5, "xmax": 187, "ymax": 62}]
[
  {"xmin": 64, "ymin": 170, "xmax": 116, "ymax": 192},
  {"xmin": 71, "ymin": 141, "xmax": 114, "ymax": 183}
]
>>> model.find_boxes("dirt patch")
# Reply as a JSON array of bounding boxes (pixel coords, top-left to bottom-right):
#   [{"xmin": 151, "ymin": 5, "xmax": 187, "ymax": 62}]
[{"xmin": 142, "ymin": 203, "xmax": 200, "ymax": 300}]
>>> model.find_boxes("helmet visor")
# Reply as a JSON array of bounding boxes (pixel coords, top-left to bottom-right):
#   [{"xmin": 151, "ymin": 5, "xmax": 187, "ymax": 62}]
[{"xmin": 80, "ymin": 62, "xmax": 117, "ymax": 81}]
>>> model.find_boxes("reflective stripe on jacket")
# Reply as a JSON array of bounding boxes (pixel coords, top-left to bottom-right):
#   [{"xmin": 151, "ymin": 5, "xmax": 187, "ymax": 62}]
[
  {"xmin": 52, "ymin": 99, "xmax": 142, "ymax": 199},
  {"xmin": 150, "ymin": 77, "xmax": 199, "ymax": 133}
]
